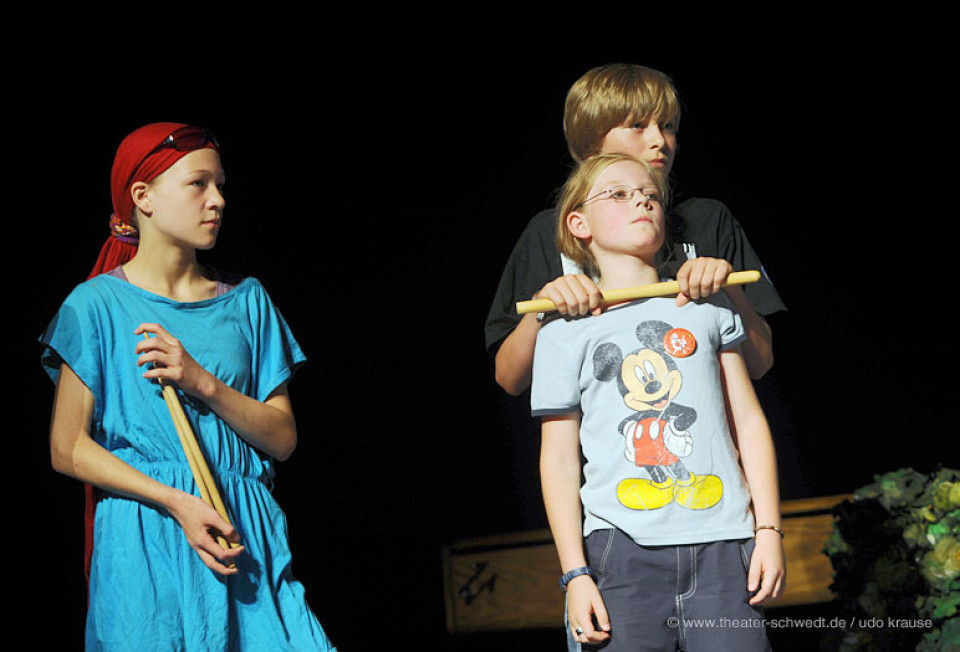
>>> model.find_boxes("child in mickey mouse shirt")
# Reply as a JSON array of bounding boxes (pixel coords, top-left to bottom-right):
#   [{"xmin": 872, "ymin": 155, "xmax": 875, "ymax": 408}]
[{"xmin": 532, "ymin": 153, "xmax": 784, "ymax": 651}]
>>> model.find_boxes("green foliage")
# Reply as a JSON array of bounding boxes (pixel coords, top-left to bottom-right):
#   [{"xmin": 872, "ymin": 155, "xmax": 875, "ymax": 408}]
[{"xmin": 826, "ymin": 468, "xmax": 960, "ymax": 651}]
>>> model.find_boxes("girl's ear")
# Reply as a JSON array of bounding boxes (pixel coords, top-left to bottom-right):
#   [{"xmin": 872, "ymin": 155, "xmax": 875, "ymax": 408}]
[
  {"xmin": 130, "ymin": 181, "xmax": 152, "ymax": 217},
  {"xmin": 566, "ymin": 210, "xmax": 592, "ymax": 241}
]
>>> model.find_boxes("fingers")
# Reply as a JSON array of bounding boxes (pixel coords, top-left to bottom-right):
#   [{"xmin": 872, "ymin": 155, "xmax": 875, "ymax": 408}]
[
  {"xmin": 135, "ymin": 322, "xmax": 174, "ymax": 343},
  {"xmin": 676, "ymin": 258, "xmax": 733, "ymax": 305},
  {"xmin": 570, "ymin": 617, "xmax": 610, "ymax": 645},
  {"xmin": 135, "ymin": 324, "xmax": 178, "ymax": 370},
  {"xmin": 138, "ymin": 349, "xmax": 187, "ymax": 385},
  {"xmin": 678, "ymin": 259, "xmax": 732, "ymax": 300},
  {"xmin": 567, "ymin": 576, "xmax": 611, "ymax": 644},
  {"xmin": 167, "ymin": 490, "xmax": 245, "ymax": 576},
  {"xmin": 194, "ymin": 510, "xmax": 245, "ymax": 573},
  {"xmin": 539, "ymin": 274, "xmax": 602, "ymax": 317},
  {"xmin": 196, "ymin": 531, "xmax": 245, "ymax": 576},
  {"xmin": 749, "ymin": 568, "xmax": 785, "ymax": 606},
  {"xmin": 749, "ymin": 577, "xmax": 775, "ymax": 605},
  {"xmin": 747, "ymin": 557, "xmax": 786, "ymax": 606},
  {"xmin": 593, "ymin": 600, "xmax": 611, "ymax": 639},
  {"xmin": 135, "ymin": 324, "xmax": 180, "ymax": 353},
  {"xmin": 134, "ymin": 324, "xmax": 207, "ymax": 393}
]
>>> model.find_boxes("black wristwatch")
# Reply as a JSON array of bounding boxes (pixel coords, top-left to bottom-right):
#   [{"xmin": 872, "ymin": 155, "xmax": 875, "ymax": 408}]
[{"xmin": 560, "ymin": 566, "xmax": 597, "ymax": 591}]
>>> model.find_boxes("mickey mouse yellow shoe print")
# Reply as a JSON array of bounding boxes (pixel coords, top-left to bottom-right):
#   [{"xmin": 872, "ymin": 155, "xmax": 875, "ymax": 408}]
[
  {"xmin": 617, "ymin": 477, "xmax": 675, "ymax": 510},
  {"xmin": 673, "ymin": 472, "xmax": 723, "ymax": 509}
]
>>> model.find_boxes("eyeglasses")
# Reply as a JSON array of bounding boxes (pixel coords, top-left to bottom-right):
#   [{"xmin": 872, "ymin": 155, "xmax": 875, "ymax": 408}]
[
  {"xmin": 578, "ymin": 185, "xmax": 662, "ymax": 209},
  {"xmin": 147, "ymin": 126, "xmax": 219, "ymax": 156}
]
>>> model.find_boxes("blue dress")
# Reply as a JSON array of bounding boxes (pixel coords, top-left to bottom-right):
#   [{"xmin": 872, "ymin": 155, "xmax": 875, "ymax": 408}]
[{"xmin": 40, "ymin": 273, "xmax": 336, "ymax": 651}]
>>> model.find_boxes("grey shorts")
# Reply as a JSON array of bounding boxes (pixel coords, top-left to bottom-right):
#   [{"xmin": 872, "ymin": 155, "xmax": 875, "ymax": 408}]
[{"xmin": 567, "ymin": 529, "xmax": 771, "ymax": 652}]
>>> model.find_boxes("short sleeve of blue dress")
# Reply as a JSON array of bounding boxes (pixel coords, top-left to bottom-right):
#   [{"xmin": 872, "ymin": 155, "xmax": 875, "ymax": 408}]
[{"xmin": 40, "ymin": 274, "xmax": 336, "ymax": 651}]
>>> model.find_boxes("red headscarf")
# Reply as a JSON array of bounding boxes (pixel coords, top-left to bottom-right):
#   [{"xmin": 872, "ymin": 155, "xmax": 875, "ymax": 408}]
[
  {"xmin": 82, "ymin": 122, "xmax": 219, "ymax": 584},
  {"xmin": 86, "ymin": 122, "xmax": 219, "ymax": 280}
]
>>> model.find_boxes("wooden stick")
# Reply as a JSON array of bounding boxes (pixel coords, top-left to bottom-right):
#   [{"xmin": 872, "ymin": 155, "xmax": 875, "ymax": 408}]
[
  {"xmin": 144, "ymin": 335, "xmax": 238, "ymax": 554},
  {"xmin": 516, "ymin": 270, "xmax": 762, "ymax": 315}
]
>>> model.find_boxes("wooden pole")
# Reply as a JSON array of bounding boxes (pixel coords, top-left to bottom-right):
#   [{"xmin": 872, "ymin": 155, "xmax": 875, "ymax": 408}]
[
  {"xmin": 516, "ymin": 270, "xmax": 761, "ymax": 315},
  {"xmin": 144, "ymin": 335, "xmax": 238, "ymax": 555}
]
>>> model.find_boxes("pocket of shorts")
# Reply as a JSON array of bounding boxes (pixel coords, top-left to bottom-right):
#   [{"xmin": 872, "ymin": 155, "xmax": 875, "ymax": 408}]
[
  {"xmin": 585, "ymin": 529, "xmax": 617, "ymax": 589},
  {"xmin": 737, "ymin": 537, "xmax": 755, "ymax": 575}
]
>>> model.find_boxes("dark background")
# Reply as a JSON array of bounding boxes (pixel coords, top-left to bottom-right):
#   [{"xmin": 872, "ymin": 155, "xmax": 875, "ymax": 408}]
[{"xmin": 16, "ymin": 28, "xmax": 957, "ymax": 651}]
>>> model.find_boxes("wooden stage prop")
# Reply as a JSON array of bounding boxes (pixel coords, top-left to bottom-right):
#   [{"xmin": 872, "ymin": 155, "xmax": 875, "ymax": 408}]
[
  {"xmin": 442, "ymin": 494, "xmax": 849, "ymax": 634},
  {"xmin": 144, "ymin": 334, "xmax": 238, "ymax": 558},
  {"xmin": 515, "ymin": 270, "xmax": 762, "ymax": 315}
]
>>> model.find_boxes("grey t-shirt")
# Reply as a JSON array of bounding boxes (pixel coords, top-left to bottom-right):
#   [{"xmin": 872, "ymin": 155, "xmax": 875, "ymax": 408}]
[{"xmin": 532, "ymin": 293, "xmax": 756, "ymax": 546}]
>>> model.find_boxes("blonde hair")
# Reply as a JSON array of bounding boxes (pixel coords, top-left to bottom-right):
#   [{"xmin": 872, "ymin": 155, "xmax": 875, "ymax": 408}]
[
  {"xmin": 556, "ymin": 153, "xmax": 671, "ymax": 279},
  {"xmin": 563, "ymin": 64, "xmax": 682, "ymax": 164}
]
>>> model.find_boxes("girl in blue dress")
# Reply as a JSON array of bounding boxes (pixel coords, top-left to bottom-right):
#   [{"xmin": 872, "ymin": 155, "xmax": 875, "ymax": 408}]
[{"xmin": 41, "ymin": 122, "xmax": 337, "ymax": 650}]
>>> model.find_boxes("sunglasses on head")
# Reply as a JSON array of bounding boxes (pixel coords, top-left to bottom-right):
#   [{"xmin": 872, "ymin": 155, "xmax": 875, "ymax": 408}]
[
  {"xmin": 148, "ymin": 126, "xmax": 219, "ymax": 155},
  {"xmin": 124, "ymin": 126, "xmax": 220, "ymax": 191}
]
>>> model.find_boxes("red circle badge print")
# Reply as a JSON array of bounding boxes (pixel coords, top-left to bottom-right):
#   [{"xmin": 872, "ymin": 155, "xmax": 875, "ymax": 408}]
[{"xmin": 663, "ymin": 328, "xmax": 696, "ymax": 358}]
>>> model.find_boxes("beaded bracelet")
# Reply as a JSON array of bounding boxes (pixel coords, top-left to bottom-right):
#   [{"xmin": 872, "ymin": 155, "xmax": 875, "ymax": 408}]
[
  {"xmin": 755, "ymin": 524, "xmax": 785, "ymax": 538},
  {"xmin": 559, "ymin": 566, "xmax": 597, "ymax": 591}
]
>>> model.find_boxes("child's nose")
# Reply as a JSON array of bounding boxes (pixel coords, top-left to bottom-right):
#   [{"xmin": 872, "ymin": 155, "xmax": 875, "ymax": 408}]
[
  {"xmin": 210, "ymin": 188, "xmax": 226, "ymax": 209},
  {"xmin": 645, "ymin": 124, "xmax": 666, "ymax": 146}
]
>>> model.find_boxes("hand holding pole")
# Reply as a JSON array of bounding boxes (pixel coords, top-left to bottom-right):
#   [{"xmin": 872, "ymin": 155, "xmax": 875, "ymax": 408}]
[
  {"xmin": 143, "ymin": 334, "xmax": 238, "ymax": 558},
  {"xmin": 516, "ymin": 270, "xmax": 762, "ymax": 315}
]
